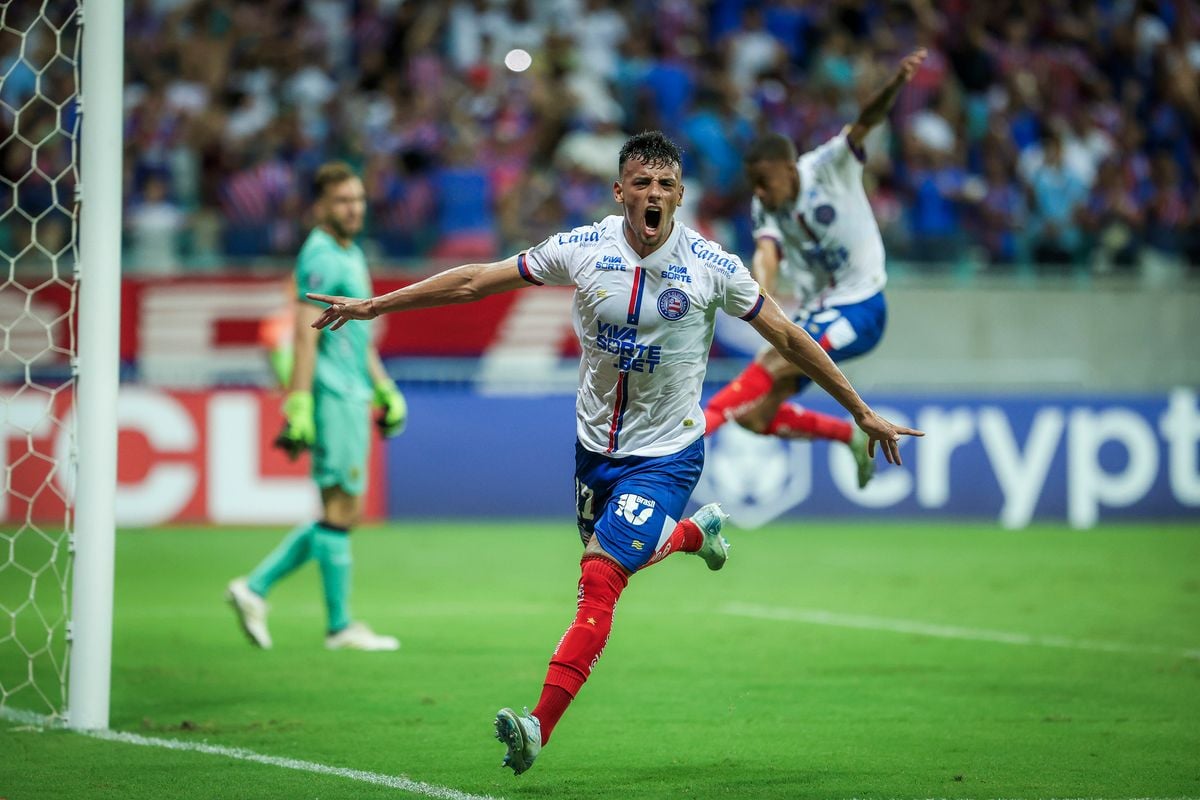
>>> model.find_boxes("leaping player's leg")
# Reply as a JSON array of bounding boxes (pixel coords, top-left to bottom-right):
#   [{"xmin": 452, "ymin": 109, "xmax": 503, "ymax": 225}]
[
  {"xmin": 705, "ymin": 347, "xmax": 855, "ymax": 444},
  {"xmin": 497, "ymin": 544, "xmax": 629, "ymax": 775},
  {"xmin": 725, "ymin": 295, "xmax": 888, "ymax": 488},
  {"xmin": 721, "ymin": 294, "xmax": 889, "ymax": 439},
  {"xmin": 702, "ymin": 358, "xmax": 775, "ymax": 433},
  {"xmin": 497, "ymin": 439, "xmax": 713, "ymax": 774}
]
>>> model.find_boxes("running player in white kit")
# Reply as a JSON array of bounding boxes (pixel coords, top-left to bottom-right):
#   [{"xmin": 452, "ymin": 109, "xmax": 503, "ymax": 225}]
[
  {"xmin": 704, "ymin": 49, "xmax": 928, "ymax": 489},
  {"xmin": 308, "ymin": 131, "xmax": 922, "ymax": 775}
]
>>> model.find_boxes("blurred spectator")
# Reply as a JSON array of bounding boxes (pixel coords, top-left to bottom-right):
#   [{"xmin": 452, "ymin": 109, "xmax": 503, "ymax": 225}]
[
  {"xmin": 944, "ymin": 20, "xmax": 995, "ymax": 144},
  {"xmin": 637, "ymin": 42, "xmax": 695, "ymax": 139},
  {"xmin": 967, "ymin": 150, "xmax": 1027, "ymax": 266},
  {"xmin": 904, "ymin": 144, "xmax": 969, "ymax": 265},
  {"xmin": 721, "ymin": 6, "xmax": 786, "ymax": 92},
  {"xmin": 569, "ymin": 0, "xmax": 629, "ymax": 82},
  {"xmin": 555, "ymin": 116, "xmax": 628, "ymax": 181},
  {"xmin": 125, "ymin": 175, "xmax": 188, "ymax": 274},
  {"xmin": 1059, "ymin": 107, "xmax": 1116, "ymax": 190},
  {"xmin": 1078, "ymin": 159, "xmax": 1143, "ymax": 273},
  {"xmin": 1142, "ymin": 150, "xmax": 1191, "ymax": 265},
  {"xmin": 681, "ymin": 81, "xmax": 755, "ymax": 241},
  {"xmin": 362, "ymin": 151, "xmax": 435, "ymax": 258},
  {"xmin": 1, "ymin": 0, "xmax": 1196, "ymax": 274},
  {"xmin": 219, "ymin": 146, "xmax": 299, "ymax": 258},
  {"xmin": 1026, "ymin": 133, "xmax": 1088, "ymax": 266},
  {"xmin": 428, "ymin": 144, "xmax": 497, "ymax": 261}
]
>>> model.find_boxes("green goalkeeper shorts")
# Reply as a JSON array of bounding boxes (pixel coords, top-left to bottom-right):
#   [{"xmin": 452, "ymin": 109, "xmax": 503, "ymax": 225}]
[{"xmin": 313, "ymin": 390, "xmax": 370, "ymax": 497}]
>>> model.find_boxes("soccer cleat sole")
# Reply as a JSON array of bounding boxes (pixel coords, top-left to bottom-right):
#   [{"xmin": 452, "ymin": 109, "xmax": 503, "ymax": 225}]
[
  {"xmin": 494, "ymin": 709, "xmax": 534, "ymax": 775},
  {"xmin": 699, "ymin": 535, "xmax": 730, "ymax": 571},
  {"xmin": 691, "ymin": 503, "xmax": 731, "ymax": 571}
]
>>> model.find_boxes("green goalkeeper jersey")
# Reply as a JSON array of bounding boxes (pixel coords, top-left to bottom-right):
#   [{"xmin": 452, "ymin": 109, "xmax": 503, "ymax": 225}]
[{"xmin": 295, "ymin": 227, "xmax": 374, "ymax": 401}]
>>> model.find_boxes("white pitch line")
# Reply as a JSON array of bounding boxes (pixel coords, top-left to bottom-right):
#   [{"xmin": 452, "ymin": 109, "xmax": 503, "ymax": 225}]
[
  {"xmin": 1, "ymin": 706, "xmax": 504, "ymax": 800},
  {"xmin": 721, "ymin": 603, "xmax": 1200, "ymax": 660}
]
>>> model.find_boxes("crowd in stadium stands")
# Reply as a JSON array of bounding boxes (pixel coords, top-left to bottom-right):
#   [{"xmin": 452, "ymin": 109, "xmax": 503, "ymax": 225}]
[{"xmin": 2, "ymin": 0, "xmax": 1197, "ymax": 275}]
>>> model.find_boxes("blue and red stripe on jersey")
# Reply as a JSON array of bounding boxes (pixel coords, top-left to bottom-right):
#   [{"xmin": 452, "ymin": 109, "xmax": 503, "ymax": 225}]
[
  {"xmin": 606, "ymin": 370, "xmax": 631, "ymax": 454},
  {"xmin": 740, "ymin": 294, "xmax": 765, "ymax": 321},
  {"xmin": 626, "ymin": 266, "xmax": 646, "ymax": 325},
  {"xmin": 517, "ymin": 252, "xmax": 543, "ymax": 285}
]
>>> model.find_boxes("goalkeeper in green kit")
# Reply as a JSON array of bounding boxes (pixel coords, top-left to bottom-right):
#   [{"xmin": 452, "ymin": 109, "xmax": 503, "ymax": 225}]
[{"xmin": 227, "ymin": 162, "xmax": 406, "ymax": 651}]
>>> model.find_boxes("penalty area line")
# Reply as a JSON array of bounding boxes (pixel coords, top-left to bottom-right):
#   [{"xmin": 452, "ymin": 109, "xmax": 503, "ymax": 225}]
[
  {"xmin": 1, "ymin": 706, "xmax": 504, "ymax": 800},
  {"xmin": 721, "ymin": 603, "xmax": 1200, "ymax": 661}
]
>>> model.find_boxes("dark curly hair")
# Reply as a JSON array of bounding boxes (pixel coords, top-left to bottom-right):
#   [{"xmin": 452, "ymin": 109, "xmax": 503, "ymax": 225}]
[
  {"xmin": 618, "ymin": 131, "xmax": 684, "ymax": 174},
  {"xmin": 744, "ymin": 133, "xmax": 797, "ymax": 165}
]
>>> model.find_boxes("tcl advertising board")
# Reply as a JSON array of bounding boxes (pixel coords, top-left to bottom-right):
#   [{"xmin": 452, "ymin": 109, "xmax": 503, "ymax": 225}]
[{"xmin": 2, "ymin": 388, "xmax": 384, "ymax": 526}]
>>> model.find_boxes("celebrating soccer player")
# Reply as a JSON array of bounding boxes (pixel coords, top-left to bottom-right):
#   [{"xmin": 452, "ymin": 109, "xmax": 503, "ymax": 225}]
[
  {"xmin": 226, "ymin": 162, "xmax": 407, "ymax": 652},
  {"xmin": 704, "ymin": 48, "xmax": 928, "ymax": 489},
  {"xmin": 309, "ymin": 132, "xmax": 922, "ymax": 774}
]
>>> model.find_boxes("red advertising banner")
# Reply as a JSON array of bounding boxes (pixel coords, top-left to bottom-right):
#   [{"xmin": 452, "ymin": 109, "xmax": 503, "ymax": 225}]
[
  {"xmin": 0, "ymin": 274, "xmax": 578, "ymax": 384},
  {"xmin": 1, "ymin": 387, "xmax": 385, "ymax": 526},
  {"xmin": 124, "ymin": 275, "xmax": 571, "ymax": 360}
]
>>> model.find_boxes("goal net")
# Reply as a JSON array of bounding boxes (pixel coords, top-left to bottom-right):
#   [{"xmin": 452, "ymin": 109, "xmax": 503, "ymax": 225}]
[{"xmin": 0, "ymin": 0, "xmax": 82, "ymax": 720}]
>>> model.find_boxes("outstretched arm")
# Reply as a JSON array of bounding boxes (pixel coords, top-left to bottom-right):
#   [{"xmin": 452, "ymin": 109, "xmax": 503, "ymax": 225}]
[
  {"xmin": 750, "ymin": 237, "xmax": 783, "ymax": 297},
  {"xmin": 846, "ymin": 48, "xmax": 928, "ymax": 151},
  {"xmin": 308, "ymin": 254, "xmax": 530, "ymax": 330},
  {"xmin": 749, "ymin": 295, "xmax": 923, "ymax": 464}
]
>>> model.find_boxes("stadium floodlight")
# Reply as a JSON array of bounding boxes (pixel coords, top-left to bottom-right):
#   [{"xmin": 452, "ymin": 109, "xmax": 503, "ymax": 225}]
[{"xmin": 0, "ymin": 0, "xmax": 122, "ymax": 731}]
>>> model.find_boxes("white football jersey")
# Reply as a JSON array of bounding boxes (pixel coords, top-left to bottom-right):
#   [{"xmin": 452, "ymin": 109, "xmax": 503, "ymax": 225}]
[
  {"xmin": 751, "ymin": 128, "xmax": 886, "ymax": 310},
  {"xmin": 521, "ymin": 215, "xmax": 764, "ymax": 458}
]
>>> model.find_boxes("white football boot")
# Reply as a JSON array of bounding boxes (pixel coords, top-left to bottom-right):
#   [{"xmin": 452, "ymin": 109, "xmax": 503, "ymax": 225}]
[
  {"xmin": 226, "ymin": 577, "xmax": 273, "ymax": 649},
  {"xmin": 849, "ymin": 426, "xmax": 876, "ymax": 489},
  {"xmin": 325, "ymin": 621, "xmax": 400, "ymax": 651},
  {"xmin": 495, "ymin": 707, "xmax": 542, "ymax": 775},
  {"xmin": 690, "ymin": 502, "xmax": 731, "ymax": 571}
]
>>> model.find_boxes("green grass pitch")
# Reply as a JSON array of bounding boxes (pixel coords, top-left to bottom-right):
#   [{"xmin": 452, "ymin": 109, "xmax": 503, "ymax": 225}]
[{"xmin": 2, "ymin": 520, "xmax": 1198, "ymax": 799}]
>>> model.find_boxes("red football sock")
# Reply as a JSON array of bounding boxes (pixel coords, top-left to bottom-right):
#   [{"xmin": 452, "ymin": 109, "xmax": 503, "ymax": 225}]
[
  {"xmin": 765, "ymin": 403, "xmax": 854, "ymax": 442},
  {"xmin": 703, "ymin": 362, "xmax": 774, "ymax": 433},
  {"xmin": 536, "ymin": 556, "xmax": 628, "ymax": 744},
  {"xmin": 667, "ymin": 519, "xmax": 702, "ymax": 553},
  {"xmin": 530, "ymin": 684, "xmax": 571, "ymax": 745},
  {"xmin": 642, "ymin": 518, "xmax": 702, "ymax": 569}
]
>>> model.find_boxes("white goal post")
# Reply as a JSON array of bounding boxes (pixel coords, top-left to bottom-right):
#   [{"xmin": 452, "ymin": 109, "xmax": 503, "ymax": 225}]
[
  {"xmin": 69, "ymin": 0, "xmax": 124, "ymax": 731},
  {"xmin": 0, "ymin": 0, "xmax": 122, "ymax": 730}
]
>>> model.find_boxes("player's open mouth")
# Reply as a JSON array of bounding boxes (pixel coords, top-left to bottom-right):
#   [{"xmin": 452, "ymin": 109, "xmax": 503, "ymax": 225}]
[{"xmin": 643, "ymin": 206, "xmax": 662, "ymax": 235}]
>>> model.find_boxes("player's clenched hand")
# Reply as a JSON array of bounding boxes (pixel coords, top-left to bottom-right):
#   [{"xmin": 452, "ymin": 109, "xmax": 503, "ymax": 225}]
[
  {"xmin": 307, "ymin": 293, "xmax": 378, "ymax": 331},
  {"xmin": 854, "ymin": 409, "xmax": 924, "ymax": 466}
]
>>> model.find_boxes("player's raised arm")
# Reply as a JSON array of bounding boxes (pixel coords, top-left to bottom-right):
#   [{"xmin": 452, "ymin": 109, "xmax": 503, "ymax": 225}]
[
  {"xmin": 748, "ymin": 294, "xmax": 923, "ymax": 464},
  {"xmin": 750, "ymin": 236, "xmax": 783, "ymax": 297},
  {"xmin": 308, "ymin": 254, "xmax": 531, "ymax": 330},
  {"xmin": 846, "ymin": 47, "xmax": 928, "ymax": 150}
]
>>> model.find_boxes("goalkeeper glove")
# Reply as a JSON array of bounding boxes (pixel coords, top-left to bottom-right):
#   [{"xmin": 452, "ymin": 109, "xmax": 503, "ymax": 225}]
[
  {"xmin": 274, "ymin": 390, "xmax": 316, "ymax": 460},
  {"xmin": 373, "ymin": 380, "xmax": 407, "ymax": 438}
]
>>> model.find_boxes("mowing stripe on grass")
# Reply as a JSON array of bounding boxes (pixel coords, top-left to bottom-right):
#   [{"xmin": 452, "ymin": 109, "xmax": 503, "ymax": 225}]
[
  {"xmin": 1, "ymin": 706, "xmax": 504, "ymax": 800},
  {"xmin": 722, "ymin": 603, "xmax": 1200, "ymax": 660}
]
